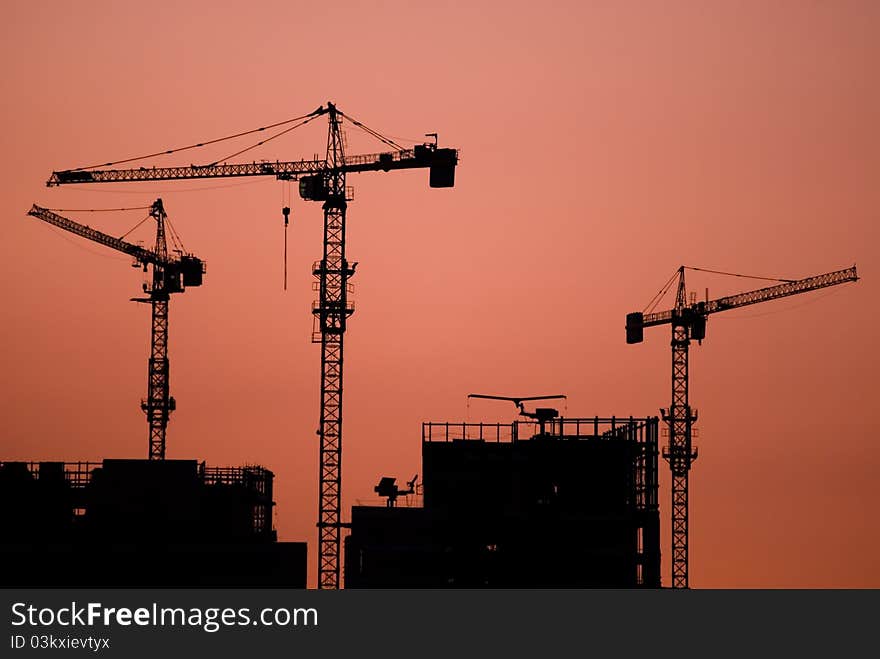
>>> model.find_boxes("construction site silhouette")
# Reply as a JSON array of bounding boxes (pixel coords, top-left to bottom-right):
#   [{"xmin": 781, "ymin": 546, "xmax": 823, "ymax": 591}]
[
  {"xmin": 0, "ymin": 459, "xmax": 306, "ymax": 588},
  {"xmin": 346, "ymin": 415, "xmax": 660, "ymax": 588},
  {"xmin": 6, "ymin": 100, "xmax": 860, "ymax": 590}
]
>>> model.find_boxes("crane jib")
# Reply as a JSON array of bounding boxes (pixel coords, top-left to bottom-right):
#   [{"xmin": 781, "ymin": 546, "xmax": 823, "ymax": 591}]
[
  {"xmin": 27, "ymin": 205, "xmax": 205, "ymax": 288},
  {"xmin": 626, "ymin": 265, "xmax": 858, "ymax": 344},
  {"xmin": 47, "ymin": 148, "xmax": 459, "ymax": 188}
]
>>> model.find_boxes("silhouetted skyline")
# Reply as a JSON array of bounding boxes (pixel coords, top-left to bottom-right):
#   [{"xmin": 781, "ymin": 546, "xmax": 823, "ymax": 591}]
[{"xmin": 2, "ymin": 1, "xmax": 877, "ymax": 587}]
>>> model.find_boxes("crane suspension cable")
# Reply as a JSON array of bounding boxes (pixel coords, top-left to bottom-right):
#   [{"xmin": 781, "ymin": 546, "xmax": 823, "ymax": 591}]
[
  {"xmin": 643, "ymin": 267, "xmax": 683, "ymax": 314},
  {"xmin": 719, "ymin": 286, "xmax": 847, "ymax": 320},
  {"xmin": 42, "ymin": 224, "xmax": 130, "ymax": 261},
  {"xmin": 38, "ymin": 205, "xmax": 159, "ymax": 245},
  {"xmin": 642, "ymin": 266, "xmax": 798, "ymax": 314},
  {"xmin": 118, "ymin": 214, "xmax": 154, "ymax": 241},
  {"xmin": 63, "ymin": 110, "xmax": 320, "ymax": 172},
  {"xmin": 164, "ymin": 215, "xmax": 188, "ymax": 255},
  {"xmin": 204, "ymin": 114, "xmax": 322, "ymax": 166},
  {"xmin": 338, "ymin": 111, "xmax": 406, "ymax": 151},
  {"xmin": 684, "ymin": 266, "xmax": 794, "ymax": 283},
  {"xmin": 382, "ymin": 133, "xmax": 430, "ymax": 144}
]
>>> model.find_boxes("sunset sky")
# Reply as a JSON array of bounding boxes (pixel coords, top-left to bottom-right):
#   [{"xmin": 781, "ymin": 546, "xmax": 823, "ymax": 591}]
[{"xmin": 2, "ymin": 0, "xmax": 877, "ymax": 588}]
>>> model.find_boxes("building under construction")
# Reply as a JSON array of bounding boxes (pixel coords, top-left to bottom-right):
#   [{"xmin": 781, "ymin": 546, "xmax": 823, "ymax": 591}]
[
  {"xmin": 345, "ymin": 415, "xmax": 660, "ymax": 588},
  {"xmin": 0, "ymin": 459, "xmax": 306, "ymax": 587}
]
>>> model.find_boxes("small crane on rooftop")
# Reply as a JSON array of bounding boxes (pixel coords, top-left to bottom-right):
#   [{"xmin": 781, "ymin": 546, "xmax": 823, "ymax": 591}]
[{"xmin": 467, "ymin": 394, "xmax": 567, "ymax": 436}]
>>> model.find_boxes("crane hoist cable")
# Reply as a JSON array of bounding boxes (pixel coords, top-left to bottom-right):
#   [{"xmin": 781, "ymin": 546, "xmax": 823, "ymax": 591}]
[
  {"xmin": 281, "ymin": 181, "xmax": 292, "ymax": 291},
  {"xmin": 283, "ymin": 207, "xmax": 289, "ymax": 291},
  {"xmin": 64, "ymin": 110, "xmax": 321, "ymax": 172}
]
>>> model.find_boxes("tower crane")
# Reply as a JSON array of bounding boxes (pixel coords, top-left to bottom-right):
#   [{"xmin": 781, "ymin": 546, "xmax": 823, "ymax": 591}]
[
  {"xmin": 46, "ymin": 102, "xmax": 459, "ymax": 589},
  {"xmin": 27, "ymin": 200, "xmax": 205, "ymax": 460},
  {"xmin": 625, "ymin": 265, "xmax": 858, "ymax": 589}
]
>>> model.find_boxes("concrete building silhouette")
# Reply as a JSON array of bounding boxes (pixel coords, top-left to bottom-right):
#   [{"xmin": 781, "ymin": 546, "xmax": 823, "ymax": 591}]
[
  {"xmin": 345, "ymin": 416, "xmax": 660, "ymax": 588},
  {"xmin": 0, "ymin": 459, "xmax": 305, "ymax": 587}
]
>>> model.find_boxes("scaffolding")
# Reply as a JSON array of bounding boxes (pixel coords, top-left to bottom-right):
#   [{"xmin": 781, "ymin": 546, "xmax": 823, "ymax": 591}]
[
  {"xmin": 2, "ymin": 461, "xmax": 102, "ymax": 487},
  {"xmin": 422, "ymin": 417, "xmax": 659, "ymax": 515},
  {"xmin": 0, "ymin": 460, "xmax": 275, "ymax": 538},
  {"xmin": 200, "ymin": 464, "xmax": 275, "ymax": 537},
  {"xmin": 346, "ymin": 415, "xmax": 662, "ymax": 587}
]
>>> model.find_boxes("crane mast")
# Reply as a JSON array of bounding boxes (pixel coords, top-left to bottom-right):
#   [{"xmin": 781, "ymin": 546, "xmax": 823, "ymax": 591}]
[
  {"xmin": 664, "ymin": 267, "xmax": 698, "ymax": 590},
  {"xmin": 45, "ymin": 103, "xmax": 458, "ymax": 589},
  {"xmin": 314, "ymin": 103, "xmax": 351, "ymax": 589},
  {"xmin": 27, "ymin": 200, "xmax": 204, "ymax": 461},
  {"xmin": 142, "ymin": 200, "xmax": 173, "ymax": 461},
  {"xmin": 626, "ymin": 265, "xmax": 858, "ymax": 589}
]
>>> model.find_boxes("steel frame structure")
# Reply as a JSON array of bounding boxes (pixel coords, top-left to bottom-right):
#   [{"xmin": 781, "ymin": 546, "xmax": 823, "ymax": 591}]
[
  {"xmin": 313, "ymin": 103, "xmax": 352, "ymax": 589},
  {"xmin": 661, "ymin": 275, "xmax": 698, "ymax": 589},
  {"xmin": 4, "ymin": 460, "xmax": 275, "ymax": 537},
  {"xmin": 142, "ymin": 200, "xmax": 173, "ymax": 460},
  {"xmin": 421, "ymin": 415, "xmax": 661, "ymax": 587}
]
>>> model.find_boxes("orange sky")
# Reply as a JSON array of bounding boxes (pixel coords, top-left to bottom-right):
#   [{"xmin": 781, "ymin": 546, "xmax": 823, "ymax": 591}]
[{"xmin": 2, "ymin": 1, "xmax": 878, "ymax": 588}]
